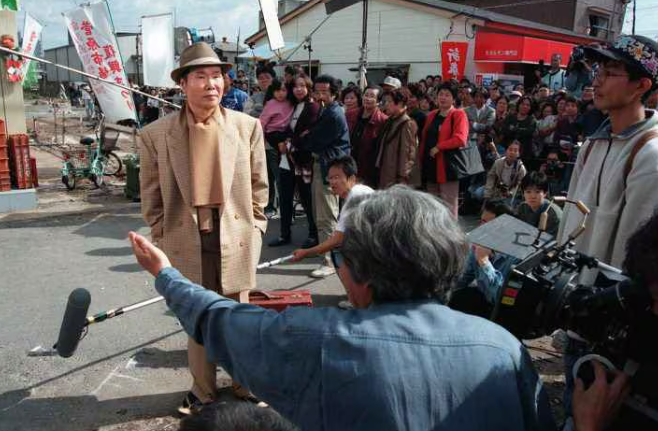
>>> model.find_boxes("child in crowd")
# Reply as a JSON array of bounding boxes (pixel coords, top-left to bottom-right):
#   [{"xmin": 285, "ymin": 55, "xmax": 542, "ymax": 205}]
[
  {"xmin": 516, "ymin": 171, "xmax": 563, "ymax": 237},
  {"xmin": 260, "ymin": 79, "xmax": 293, "ymax": 149},
  {"xmin": 260, "ymin": 79, "xmax": 294, "ymax": 159}
]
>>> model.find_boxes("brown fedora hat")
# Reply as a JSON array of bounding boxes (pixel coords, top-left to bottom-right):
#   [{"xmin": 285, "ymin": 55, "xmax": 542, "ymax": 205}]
[{"xmin": 170, "ymin": 42, "xmax": 231, "ymax": 83}]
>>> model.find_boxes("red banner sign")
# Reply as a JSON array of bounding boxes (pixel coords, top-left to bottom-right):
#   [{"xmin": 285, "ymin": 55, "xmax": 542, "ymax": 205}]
[
  {"xmin": 474, "ymin": 31, "xmax": 573, "ymax": 67},
  {"xmin": 441, "ymin": 41, "xmax": 469, "ymax": 80}
]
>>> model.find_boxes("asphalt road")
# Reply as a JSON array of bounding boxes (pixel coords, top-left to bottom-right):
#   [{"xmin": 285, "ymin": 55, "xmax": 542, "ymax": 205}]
[{"xmin": 0, "ymin": 207, "xmax": 345, "ymax": 430}]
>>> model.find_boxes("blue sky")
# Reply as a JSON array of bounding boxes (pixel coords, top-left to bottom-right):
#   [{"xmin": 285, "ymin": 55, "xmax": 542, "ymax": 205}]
[
  {"xmin": 623, "ymin": 0, "xmax": 658, "ymax": 39},
  {"xmin": 15, "ymin": 0, "xmax": 658, "ymax": 50}
]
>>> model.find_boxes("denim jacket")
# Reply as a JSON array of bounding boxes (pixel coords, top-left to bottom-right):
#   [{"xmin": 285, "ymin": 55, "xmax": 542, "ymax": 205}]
[{"xmin": 156, "ymin": 267, "xmax": 556, "ymax": 431}]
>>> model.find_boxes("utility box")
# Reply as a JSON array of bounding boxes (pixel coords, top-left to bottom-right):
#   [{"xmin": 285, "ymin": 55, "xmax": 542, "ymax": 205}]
[{"xmin": 123, "ymin": 154, "xmax": 140, "ymax": 202}]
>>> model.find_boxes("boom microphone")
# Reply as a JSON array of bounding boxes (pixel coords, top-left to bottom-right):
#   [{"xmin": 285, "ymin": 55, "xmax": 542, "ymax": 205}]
[{"xmin": 55, "ymin": 288, "xmax": 91, "ymax": 358}]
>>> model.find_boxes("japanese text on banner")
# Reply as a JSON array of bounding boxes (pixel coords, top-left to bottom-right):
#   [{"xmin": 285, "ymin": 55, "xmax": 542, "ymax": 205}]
[
  {"xmin": 64, "ymin": 2, "xmax": 136, "ymax": 123},
  {"xmin": 441, "ymin": 41, "xmax": 469, "ymax": 81},
  {"xmin": 20, "ymin": 14, "xmax": 42, "ymax": 76}
]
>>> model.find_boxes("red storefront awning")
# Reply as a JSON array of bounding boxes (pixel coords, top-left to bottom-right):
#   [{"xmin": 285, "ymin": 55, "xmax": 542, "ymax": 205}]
[{"xmin": 474, "ymin": 31, "xmax": 575, "ymax": 67}]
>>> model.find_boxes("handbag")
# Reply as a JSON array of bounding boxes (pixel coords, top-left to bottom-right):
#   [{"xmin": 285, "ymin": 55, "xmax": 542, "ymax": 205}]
[{"xmin": 443, "ymin": 113, "xmax": 485, "ymax": 181}]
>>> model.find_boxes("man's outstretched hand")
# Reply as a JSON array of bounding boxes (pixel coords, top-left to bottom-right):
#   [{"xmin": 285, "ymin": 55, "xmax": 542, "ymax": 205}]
[{"xmin": 129, "ymin": 231, "xmax": 172, "ymax": 277}]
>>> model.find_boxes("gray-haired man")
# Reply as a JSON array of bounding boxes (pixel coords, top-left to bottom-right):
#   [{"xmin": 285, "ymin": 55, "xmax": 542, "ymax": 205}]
[{"xmin": 130, "ymin": 186, "xmax": 558, "ymax": 431}]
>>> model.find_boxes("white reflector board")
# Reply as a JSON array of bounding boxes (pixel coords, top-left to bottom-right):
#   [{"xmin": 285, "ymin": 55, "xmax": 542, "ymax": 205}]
[
  {"xmin": 142, "ymin": 13, "xmax": 175, "ymax": 87},
  {"xmin": 258, "ymin": 0, "xmax": 285, "ymax": 51}
]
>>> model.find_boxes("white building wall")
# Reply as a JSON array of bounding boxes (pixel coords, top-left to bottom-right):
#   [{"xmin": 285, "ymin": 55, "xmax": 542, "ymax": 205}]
[{"xmin": 252, "ymin": 0, "xmax": 482, "ymax": 83}]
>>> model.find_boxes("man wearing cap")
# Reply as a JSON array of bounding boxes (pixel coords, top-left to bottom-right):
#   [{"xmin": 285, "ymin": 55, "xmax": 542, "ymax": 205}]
[
  {"xmin": 559, "ymin": 35, "xmax": 658, "ymax": 275},
  {"xmin": 139, "ymin": 42, "xmax": 268, "ymax": 414},
  {"xmin": 557, "ymin": 35, "xmax": 658, "ymax": 426},
  {"xmin": 381, "ymin": 76, "xmax": 402, "ymax": 94},
  {"xmin": 221, "ymin": 69, "xmax": 249, "ymax": 112}
]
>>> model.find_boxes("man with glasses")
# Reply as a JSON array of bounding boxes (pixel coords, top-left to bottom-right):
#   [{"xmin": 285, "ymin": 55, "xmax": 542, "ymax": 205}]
[
  {"xmin": 292, "ymin": 156, "xmax": 373, "ymax": 308},
  {"xmin": 559, "ymin": 35, "xmax": 658, "ymax": 278},
  {"xmin": 557, "ymin": 35, "xmax": 658, "ymax": 427},
  {"xmin": 298, "ymin": 75, "xmax": 351, "ymax": 279}
]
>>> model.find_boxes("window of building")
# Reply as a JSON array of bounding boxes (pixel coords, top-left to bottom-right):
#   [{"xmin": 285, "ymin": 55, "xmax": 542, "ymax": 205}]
[{"xmin": 589, "ymin": 14, "xmax": 610, "ymax": 39}]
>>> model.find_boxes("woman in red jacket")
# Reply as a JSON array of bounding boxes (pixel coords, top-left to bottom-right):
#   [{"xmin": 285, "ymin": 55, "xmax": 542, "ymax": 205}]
[
  {"xmin": 419, "ymin": 82, "xmax": 482, "ymax": 217},
  {"xmin": 345, "ymin": 85, "xmax": 388, "ymax": 188}
]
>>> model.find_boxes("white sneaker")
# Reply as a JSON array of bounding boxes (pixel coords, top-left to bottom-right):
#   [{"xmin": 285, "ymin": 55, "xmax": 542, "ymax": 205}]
[{"xmin": 310, "ymin": 264, "xmax": 336, "ymax": 278}]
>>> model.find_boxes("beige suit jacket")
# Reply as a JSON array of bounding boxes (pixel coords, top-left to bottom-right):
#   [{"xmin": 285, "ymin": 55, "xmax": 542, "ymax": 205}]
[{"xmin": 139, "ymin": 107, "xmax": 268, "ymax": 295}]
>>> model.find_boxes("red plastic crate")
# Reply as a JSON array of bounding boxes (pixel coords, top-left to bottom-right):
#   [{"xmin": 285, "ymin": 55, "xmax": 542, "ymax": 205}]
[
  {"xmin": 29, "ymin": 157, "xmax": 38, "ymax": 188},
  {"xmin": 7, "ymin": 134, "xmax": 31, "ymax": 189},
  {"xmin": 0, "ymin": 158, "xmax": 8, "ymax": 173},
  {"xmin": 0, "ymin": 177, "xmax": 10, "ymax": 192}
]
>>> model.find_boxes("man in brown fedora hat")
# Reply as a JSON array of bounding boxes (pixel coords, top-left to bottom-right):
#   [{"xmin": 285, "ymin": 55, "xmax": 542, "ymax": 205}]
[{"xmin": 139, "ymin": 42, "xmax": 268, "ymax": 414}]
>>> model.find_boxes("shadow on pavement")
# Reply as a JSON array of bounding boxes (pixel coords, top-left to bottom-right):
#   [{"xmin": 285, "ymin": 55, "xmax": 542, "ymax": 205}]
[
  {"xmin": 108, "ymin": 263, "xmax": 144, "ymax": 273},
  {"xmin": 73, "ymin": 213, "xmax": 146, "ymax": 241},
  {"xmin": 86, "ymin": 246, "xmax": 134, "ymax": 257},
  {"xmin": 133, "ymin": 348, "xmax": 187, "ymax": 369},
  {"xmin": 0, "ymin": 390, "xmax": 184, "ymax": 431},
  {"xmin": 0, "ymin": 330, "xmax": 184, "ymax": 413},
  {"xmin": 0, "ymin": 205, "xmax": 141, "ymax": 229}
]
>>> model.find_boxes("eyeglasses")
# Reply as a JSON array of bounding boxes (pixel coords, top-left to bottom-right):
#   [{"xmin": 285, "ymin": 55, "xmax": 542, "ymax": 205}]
[
  {"xmin": 330, "ymin": 248, "xmax": 345, "ymax": 270},
  {"xmin": 593, "ymin": 69, "xmax": 629, "ymax": 82}
]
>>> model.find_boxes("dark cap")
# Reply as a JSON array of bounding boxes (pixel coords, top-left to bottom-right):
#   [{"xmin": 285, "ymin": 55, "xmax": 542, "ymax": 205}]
[{"xmin": 583, "ymin": 35, "xmax": 658, "ymax": 83}]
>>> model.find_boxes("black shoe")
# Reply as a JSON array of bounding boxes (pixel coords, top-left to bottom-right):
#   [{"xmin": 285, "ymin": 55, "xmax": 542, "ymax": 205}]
[
  {"xmin": 268, "ymin": 236, "xmax": 291, "ymax": 247},
  {"xmin": 301, "ymin": 237, "xmax": 319, "ymax": 249},
  {"xmin": 178, "ymin": 391, "xmax": 212, "ymax": 416}
]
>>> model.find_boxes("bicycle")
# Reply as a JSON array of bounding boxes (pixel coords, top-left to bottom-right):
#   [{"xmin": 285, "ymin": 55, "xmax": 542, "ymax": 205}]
[{"xmin": 60, "ymin": 115, "xmax": 126, "ymax": 190}]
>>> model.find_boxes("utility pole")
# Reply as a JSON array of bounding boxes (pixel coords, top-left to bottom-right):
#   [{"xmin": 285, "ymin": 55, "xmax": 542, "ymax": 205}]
[
  {"xmin": 633, "ymin": 0, "xmax": 637, "ymax": 35},
  {"xmin": 358, "ymin": 0, "xmax": 369, "ymax": 90}
]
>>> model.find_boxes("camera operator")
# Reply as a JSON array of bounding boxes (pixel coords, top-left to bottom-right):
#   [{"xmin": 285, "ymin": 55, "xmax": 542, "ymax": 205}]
[
  {"xmin": 565, "ymin": 47, "xmax": 594, "ymax": 99},
  {"xmin": 129, "ymin": 186, "xmax": 557, "ymax": 431},
  {"xmin": 557, "ymin": 35, "xmax": 658, "ymax": 427},
  {"xmin": 558, "ymin": 35, "xmax": 658, "ymax": 280}
]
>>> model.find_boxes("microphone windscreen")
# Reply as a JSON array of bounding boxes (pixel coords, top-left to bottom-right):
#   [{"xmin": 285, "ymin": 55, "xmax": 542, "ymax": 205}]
[{"xmin": 56, "ymin": 288, "xmax": 91, "ymax": 358}]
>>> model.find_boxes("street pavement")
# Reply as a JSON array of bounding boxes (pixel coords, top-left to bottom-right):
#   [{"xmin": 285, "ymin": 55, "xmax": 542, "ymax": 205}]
[{"xmin": 0, "ymin": 208, "xmax": 344, "ymax": 430}]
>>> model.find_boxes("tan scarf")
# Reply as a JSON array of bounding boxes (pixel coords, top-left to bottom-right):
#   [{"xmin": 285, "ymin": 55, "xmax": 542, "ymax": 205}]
[{"xmin": 185, "ymin": 106, "xmax": 224, "ymax": 232}]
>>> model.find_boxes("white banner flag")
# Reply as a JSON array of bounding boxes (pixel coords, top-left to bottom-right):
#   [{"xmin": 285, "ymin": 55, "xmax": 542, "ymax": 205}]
[
  {"xmin": 142, "ymin": 13, "xmax": 175, "ymax": 87},
  {"xmin": 20, "ymin": 13, "xmax": 42, "ymax": 75},
  {"xmin": 64, "ymin": 2, "xmax": 136, "ymax": 122}
]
